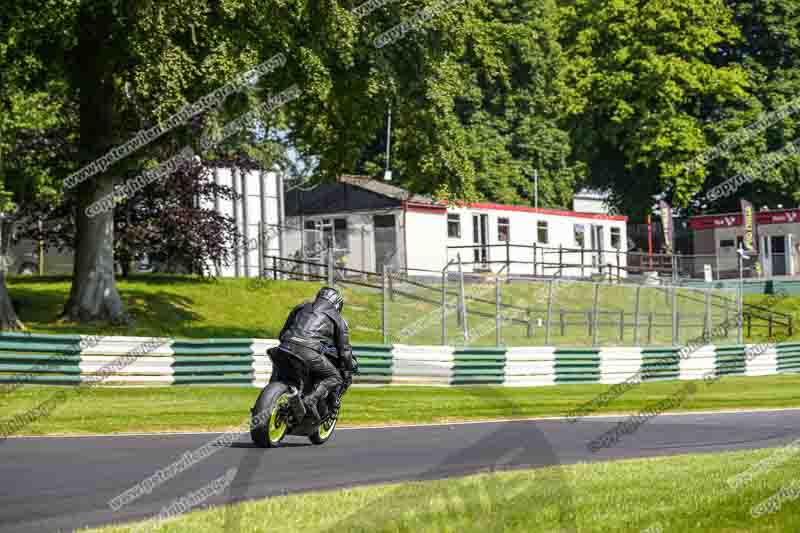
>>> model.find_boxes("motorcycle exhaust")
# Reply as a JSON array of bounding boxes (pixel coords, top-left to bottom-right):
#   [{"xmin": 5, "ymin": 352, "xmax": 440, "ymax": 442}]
[{"xmin": 286, "ymin": 386, "xmax": 306, "ymax": 421}]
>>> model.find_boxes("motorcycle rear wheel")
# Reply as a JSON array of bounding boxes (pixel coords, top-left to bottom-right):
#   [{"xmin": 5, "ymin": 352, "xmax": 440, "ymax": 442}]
[{"xmin": 251, "ymin": 383, "xmax": 291, "ymax": 448}]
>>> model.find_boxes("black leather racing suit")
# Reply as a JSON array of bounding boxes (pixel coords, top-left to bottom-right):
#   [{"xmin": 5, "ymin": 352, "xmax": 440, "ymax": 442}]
[{"xmin": 277, "ymin": 296, "xmax": 355, "ymax": 414}]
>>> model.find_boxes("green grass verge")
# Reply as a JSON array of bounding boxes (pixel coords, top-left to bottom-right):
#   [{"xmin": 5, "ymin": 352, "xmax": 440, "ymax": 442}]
[
  {"xmin": 7, "ymin": 274, "xmax": 798, "ymax": 345},
  {"xmin": 2, "ymin": 374, "xmax": 799, "ymax": 436},
  {"xmin": 6, "ymin": 274, "xmax": 384, "ymax": 342},
  {"xmin": 83, "ymin": 447, "xmax": 800, "ymax": 532}
]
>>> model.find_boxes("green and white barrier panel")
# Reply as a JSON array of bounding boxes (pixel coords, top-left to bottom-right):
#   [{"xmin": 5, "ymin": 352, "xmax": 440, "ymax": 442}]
[{"xmin": 1, "ymin": 333, "xmax": 799, "ymax": 387}]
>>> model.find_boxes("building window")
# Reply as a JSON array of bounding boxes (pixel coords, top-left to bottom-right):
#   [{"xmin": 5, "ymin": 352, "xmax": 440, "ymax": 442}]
[
  {"xmin": 497, "ymin": 217, "xmax": 510, "ymax": 242},
  {"xmin": 574, "ymin": 224, "xmax": 585, "ymax": 248},
  {"xmin": 720, "ymin": 239, "xmax": 734, "ymax": 248},
  {"xmin": 537, "ymin": 220, "xmax": 549, "ymax": 244},
  {"xmin": 611, "ymin": 227, "xmax": 621, "ymax": 249},
  {"xmin": 447, "ymin": 214, "xmax": 461, "ymax": 238},
  {"xmin": 334, "ymin": 218, "xmax": 348, "ymax": 250}
]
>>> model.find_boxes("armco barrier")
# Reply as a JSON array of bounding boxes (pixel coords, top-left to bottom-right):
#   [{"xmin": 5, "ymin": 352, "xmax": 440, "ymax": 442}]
[
  {"xmin": 0, "ymin": 333, "xmax": 799, "ymax": 387},
  {"xmin": 0, "ymin": 333, "xmax": 83, "ymax": 386}
]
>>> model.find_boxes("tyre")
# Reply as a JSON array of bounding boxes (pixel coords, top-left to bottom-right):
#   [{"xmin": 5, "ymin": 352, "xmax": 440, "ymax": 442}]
[
  {"xmin": 309, "ymin": 416, "xmax": 337, "ymax": 445},
  {"xmin": 250, "ymin": 382, "xmax": 291, "ymax": 448}
]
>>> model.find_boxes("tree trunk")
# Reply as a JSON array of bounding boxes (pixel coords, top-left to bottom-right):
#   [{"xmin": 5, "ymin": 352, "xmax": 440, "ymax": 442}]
[
  {"xmin": 62, "ymin": 4, "xmax": 126, "ymax": 324},
  {"xmin": 63, "ymin": 178, "xmax": 126, "ymax": 323},
  {"xmin": 0, "ymin": 273, "xmax": 23, "ymax": 331}
]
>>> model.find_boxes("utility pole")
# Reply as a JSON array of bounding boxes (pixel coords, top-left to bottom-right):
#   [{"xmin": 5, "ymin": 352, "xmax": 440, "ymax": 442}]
[{"xmin": 383, "ymin": 105, "xmax": 392, "ymax": 181}]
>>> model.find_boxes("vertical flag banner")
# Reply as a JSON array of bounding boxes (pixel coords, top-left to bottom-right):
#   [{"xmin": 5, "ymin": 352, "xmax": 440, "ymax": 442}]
[
  {"xmin": 659, "ymin": 200, "xmax": 673, "ymax": 254},
  {"xmin": 741, "ymin": 199, "xmax": 758, "ymax": 253}
]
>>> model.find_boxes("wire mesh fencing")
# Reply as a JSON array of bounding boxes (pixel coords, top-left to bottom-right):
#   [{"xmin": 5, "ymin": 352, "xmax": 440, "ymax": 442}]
[
  {"xmin": 382, "ymin": 265, "xmax": 750, "ymax": 348},
  {"xmin": 258, "ymin": 250, "xmax": 789, "ymax": 348}
]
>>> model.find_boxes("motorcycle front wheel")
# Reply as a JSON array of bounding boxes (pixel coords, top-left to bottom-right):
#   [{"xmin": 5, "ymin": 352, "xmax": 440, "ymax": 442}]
[
  {"xmin": 251, "ymin": 382, "xmax": 291, "ymax": 448},
  {"xmin": 309, "ymin": 416, "xmax": 337, "ymax": 445}
]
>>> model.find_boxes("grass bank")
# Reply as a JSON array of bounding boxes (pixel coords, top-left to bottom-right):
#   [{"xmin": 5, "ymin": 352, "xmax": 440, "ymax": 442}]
[
  {"xmin": 6, "ymin": 275, "xmax": 383, "ymax": 341},
  {"xmin": 2, "ymin": 375, "xmax": 799, "ymax": 436},
  {"xmin": 84, "ymin": 446, "xmax": 800, "ymax": 532},
  {"xmin": 5, "ymin": 274, "xmax": 799, "ymax": 345}
]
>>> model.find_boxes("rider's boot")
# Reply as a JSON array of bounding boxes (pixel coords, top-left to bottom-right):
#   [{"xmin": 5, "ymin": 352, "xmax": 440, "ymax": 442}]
[{"xmin": 303, "ymin": 391, "xmax": 323, "ymax": 422}]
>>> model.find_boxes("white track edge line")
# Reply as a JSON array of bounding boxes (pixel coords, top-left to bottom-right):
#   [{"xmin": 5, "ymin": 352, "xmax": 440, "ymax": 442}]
[{"xmin": 6, "ymin": 406, "xmax": 800, "ymax": 440}]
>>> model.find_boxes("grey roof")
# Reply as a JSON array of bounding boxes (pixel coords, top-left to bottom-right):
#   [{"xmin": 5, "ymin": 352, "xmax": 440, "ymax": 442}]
[{"xmin": 337, "ymin": 175, "xmax": 435, "ymax": 205}]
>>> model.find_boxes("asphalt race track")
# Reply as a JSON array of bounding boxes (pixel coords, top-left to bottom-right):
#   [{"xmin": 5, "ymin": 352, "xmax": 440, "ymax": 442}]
[{"xmin": 1, "ymin": 408, "xmax": 799, "ymax": 532}]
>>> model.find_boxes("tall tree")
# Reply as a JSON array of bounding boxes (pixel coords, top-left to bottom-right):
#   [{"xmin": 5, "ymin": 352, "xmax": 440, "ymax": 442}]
[
  {"xmin": 560, "ymin": 0, "xmax": 750, "ymax": 216},
  {"xmin": 696, "ymin": 0, "xmax": 800, "ymax": 212},
  {"xmin": 0, "ymin": 1, "xmax": 76, "ymax": 329},
  {"xmin": 355, "ymin": 0, "xmax": 579, "ymax": 209}
]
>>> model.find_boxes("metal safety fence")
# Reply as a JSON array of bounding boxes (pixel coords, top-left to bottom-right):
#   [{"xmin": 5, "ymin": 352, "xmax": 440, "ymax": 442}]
[{"xmin": 260, "ymin": 253, "xmax": 793, "ymax": 349}]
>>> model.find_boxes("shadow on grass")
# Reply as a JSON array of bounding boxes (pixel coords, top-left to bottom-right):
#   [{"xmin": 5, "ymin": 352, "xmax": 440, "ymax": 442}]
[{"xmin": 5, "ymin": 274, "xmax": 304, "ymax": 339}]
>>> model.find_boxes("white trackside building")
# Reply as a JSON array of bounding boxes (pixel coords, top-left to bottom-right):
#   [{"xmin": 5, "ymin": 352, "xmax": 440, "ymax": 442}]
[{"xmin": 282, "ymin": 176, "xmax": 628, "ymax": 277}]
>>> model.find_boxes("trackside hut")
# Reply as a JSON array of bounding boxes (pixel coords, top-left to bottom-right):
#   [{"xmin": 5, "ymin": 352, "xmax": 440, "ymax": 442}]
[
  {"xmin": 444, "ymin": 203, "xmax": 628, "ymax": 277},
  {"xmin": 283, "ymin": 175, "xmax": 438, "ymax": 274},
  {"xmin": 689, "ymin": 208, "xmax": 800, "ymax": 278},
  {"xmin": 283, "ymin": 175, "xmax": 628, "ymax": 276}
]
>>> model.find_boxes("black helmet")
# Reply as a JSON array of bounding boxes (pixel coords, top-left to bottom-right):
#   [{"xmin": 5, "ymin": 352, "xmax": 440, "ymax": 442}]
[{"xmin": 315, "ymin": 287, "xmax": 344, "ymax": 312}]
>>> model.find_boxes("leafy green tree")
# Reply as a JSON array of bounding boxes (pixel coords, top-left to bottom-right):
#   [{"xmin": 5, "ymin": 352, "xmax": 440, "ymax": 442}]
[
  {"xmin": 0, "ymin": 1, "xmax": 76, "ymax": 328},
  {"xmin": 354, "ymin": 0, "xmax": 578, "ymax": 209},
  {"xmin": 560, "ymin": 0, "xmax": 750, "ymax": 216},
  {"xmin": 696, "ymin": 0, "xmax": 800, "ymax": 212}
]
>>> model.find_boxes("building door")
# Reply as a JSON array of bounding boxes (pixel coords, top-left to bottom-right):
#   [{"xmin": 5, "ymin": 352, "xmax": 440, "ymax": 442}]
[
  {"xmin": 771, "ymin": 235, "xmax": 787, "ymax": 276},
  {"xmin": 590, "ymin": 225, "xmax": 604, "ymax": 271},
  {"xmin": 374, "ymin": 214, "xmax": 397, "ymax": 273},
  {"xmin": 472, "ymin": 214, "xmax": 489, "ymax": 269}
]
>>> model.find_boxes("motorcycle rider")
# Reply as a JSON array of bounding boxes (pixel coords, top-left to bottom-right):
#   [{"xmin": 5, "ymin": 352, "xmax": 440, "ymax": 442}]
[{"xmin": 276, "ymin": 287, "xmax": 357, "ymax": 421}]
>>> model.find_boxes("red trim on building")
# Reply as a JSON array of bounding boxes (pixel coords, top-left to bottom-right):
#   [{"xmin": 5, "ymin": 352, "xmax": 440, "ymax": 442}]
[
  {"xmin": 689, "ymin": 208, "xmax": 800, "ymax": 230},
  {"xmin": 459, "ymin": 202, "xmax": 628, "ymax": 222},
  {"xmin": 403, "ymin": 201, "xmax": 447, "ymax": 214}
]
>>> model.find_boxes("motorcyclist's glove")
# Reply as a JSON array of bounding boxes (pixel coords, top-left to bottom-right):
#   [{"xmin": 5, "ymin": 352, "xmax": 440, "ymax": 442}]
[{"xmin": 342, "ymin": 370, "xmax": 353, "ymax": 387}]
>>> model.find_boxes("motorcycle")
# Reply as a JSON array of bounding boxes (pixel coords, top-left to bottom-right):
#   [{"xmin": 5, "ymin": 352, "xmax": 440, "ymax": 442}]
[{"xmin": 250, "ymin": 346, "xmax": 351, "ymax": 448}]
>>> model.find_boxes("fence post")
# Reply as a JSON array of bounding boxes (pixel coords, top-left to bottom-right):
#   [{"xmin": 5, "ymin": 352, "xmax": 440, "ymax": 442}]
[
  {"xmin": 361, "ymin": 227, "xmax": 367, "ymax": 281},
  {"xmin": 581, "ymin": 247, "xmax": 585, "ymax": 278},
  {"xmin": 671, "ymin": 254, "xmax": 677, "ymax": 283},
  {"xmin": 616, "ymin": 249, "xmax": 621, "ymax": 282},
  {"xmin": 388, "ymin": 269, "xmax": 395, "ymax": 302},
  {"xmin": 458, "ymin": 254, "xmax": 469, "ymax": 343},
  {"xmin": 587, "ymin": 311, "xmax": 592, "ymax": 337},
  {"xmin": 506, "ymin": 240, "xmax": 511, "ymax": 280},
  {"xmin": 496, "ymin": 272, "xmax": 502, "ymax": 347},
  {"xmin": 671, "ymin": 286, "xmax": 678, "ymax": 345},
  {"xmin": 648, "ymin": 312, "xmax": 654, "ymax": 344},
  {"xmin": 768, "ymin": 313, "xmax": 773, "ymax": 338},
  {"xmin": 382, "ymin": 268, "xmax": 389, "ymax": 344},
  {"xmin": 558, "ymin": 244, "xmax": 563, "ymax": 275},
  {"xmin": 272, "ymin": 256, "xmax": 278, "ymax": 281},
  {"xmin": 704, "ymin": 289, "xmax": 712, "ymax": 342},
  {"xmin": 533, "ymin": 242, "xmax": 538, "ymax": 277},
  {"xmin": 591, "ymin": 283, "xmax": 600, "ymax": 347},
  {"xmin": 633, "ymin": 285, "xmax": 641, "ymax": 345},
  {"xmin": 327, "ymin": 243, "xmax": 335, "ymax": 286},
  {"xmin": 560, "ymin": 310, "xmax": 565, "ymax": 337},
  {"xmin": 619, "ymin": 309, "xmax": 624, "ymax": 342},
  {"xmin": 545, "ymin": 279, "xmax": 554, "ymax": 345},
  {"xmin": 441, "ymin": 267, "xmax": 447, "ymax": 345},
  {"xmin": 747, "ymin": 313, "xmax": 752, "ymax": 338}
]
